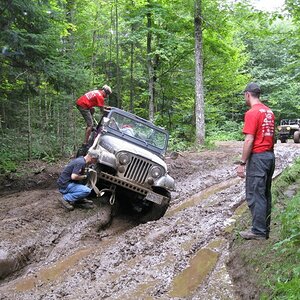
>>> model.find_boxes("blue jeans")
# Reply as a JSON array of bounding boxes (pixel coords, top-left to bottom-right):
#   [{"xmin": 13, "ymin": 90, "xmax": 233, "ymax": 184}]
[{"xmin": 59, "ymin": 182, "xmax": 91, "ymax": 203}]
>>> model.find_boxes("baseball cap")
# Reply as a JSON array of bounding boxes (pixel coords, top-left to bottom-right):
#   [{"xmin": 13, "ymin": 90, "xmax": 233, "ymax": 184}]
[
  {"xmin": 243, "ymin": 82, "xmax": 261, "ymax": 93},
  {"xmin": 102, "ymin": 85, "xmax": 112, "ymax": 96}
]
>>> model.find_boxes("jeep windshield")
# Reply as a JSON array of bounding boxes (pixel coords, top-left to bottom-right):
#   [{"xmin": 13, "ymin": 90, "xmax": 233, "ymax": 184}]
[
  {"xmin": 280, "ymin": 119, "xmax": 300, "ymax": 125},
  {"xmin": 103, "ymin": 109, "xmax": 169, "ymax": 156}
]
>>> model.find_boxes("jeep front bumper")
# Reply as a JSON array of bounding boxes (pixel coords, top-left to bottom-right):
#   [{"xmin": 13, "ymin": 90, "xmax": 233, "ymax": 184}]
[{"xmin": 98, "ymin": 171, "xmax": 169, "ymax": 205}]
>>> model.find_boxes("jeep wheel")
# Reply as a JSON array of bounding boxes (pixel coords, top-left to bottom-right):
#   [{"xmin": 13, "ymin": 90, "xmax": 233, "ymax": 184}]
[
  {"xmin": 294, "ymin": 131, "xmax": 300, "ymax": 143},
  {"xmin": 280, "ymin": 138, "xmax": 287, "ymax": 143},
  {"xmin": 139, "ymin": 191, "xmax": 171, "ymax": 223}
]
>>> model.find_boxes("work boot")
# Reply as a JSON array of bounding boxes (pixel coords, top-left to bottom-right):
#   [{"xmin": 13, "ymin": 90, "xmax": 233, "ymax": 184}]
[
  {"xmin": 239, "ymin": 230, "xmax": 266, "ymax": 240},
  {"xmin": 74, "ymin": 198, "xmax": 94, "ymax": 209},
  {"xmin": 59, "ymin": 198, "xmax": 74, "ymax": 211}
]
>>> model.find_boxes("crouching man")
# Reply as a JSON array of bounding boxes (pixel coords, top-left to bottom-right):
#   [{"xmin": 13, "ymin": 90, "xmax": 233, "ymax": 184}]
[{"xmin": 57, "ymin": 149, "xmax": 100, "ymax": 211}]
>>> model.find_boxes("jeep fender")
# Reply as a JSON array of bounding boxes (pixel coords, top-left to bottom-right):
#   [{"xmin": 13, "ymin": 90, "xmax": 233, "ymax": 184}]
[
  {"xmin": 154, "ymin": 174, "xmax": 175, "ymax": 191},
  {"xmin": 98, "ymin": 150, "xmax": 117, "ymax": 169}
]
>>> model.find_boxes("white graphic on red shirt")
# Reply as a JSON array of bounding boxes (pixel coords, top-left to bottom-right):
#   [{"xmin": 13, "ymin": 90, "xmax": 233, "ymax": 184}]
[
  {"xmin": 85, "ymin": 90, "xmax": 100, "ymax": 100},
  {"xmin": 260, "ymin": 109, "xmax": 274, "ymax": 137}
]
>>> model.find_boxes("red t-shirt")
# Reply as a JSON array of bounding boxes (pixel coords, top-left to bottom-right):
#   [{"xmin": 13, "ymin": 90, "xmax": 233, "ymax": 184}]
[
  {"xmin": 76, "ymin": 90, "xmax": 105, "ymax": 109},
  {"xmin": 243, "ymin": 103, "xmax": 275, "ymax": 153}
]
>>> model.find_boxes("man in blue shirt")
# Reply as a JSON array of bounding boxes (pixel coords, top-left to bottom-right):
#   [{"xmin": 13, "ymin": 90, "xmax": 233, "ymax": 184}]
[{"xmin": 57, "ymin": 149, "xmax": 100, "ymax": 211}]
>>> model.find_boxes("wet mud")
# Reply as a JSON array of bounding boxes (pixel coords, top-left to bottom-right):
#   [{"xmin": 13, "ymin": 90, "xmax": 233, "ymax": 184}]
[{"xmin": 0, "ymin": 141, "xmax": 299, "ymax": 299}]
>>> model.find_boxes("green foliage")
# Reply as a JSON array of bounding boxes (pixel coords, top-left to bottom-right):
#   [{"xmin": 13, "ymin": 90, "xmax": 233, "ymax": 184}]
[
  {"xmin": 206, "ymin": 120, "xmax": 244, "ymax": 141},
  {"xmin": 168, "ymin": 133, "xmax": 193, "ymax": 152},
  {"xmin": 0, "ymin": 0, "xmax": 299, "ymax": 164},
  {"xmin": 277, "ymin": 194, "xmax": 300, "ymax": 247},
  {"xmin": 0, "ymin": 131, "xmax": 27, "ymax": 173},
  {"xmin": 272, "ymin": 158, "xmax": 300, "ymax": 203},
  {"xmin": 268, "ymin": 189, "xmax": 300, "ymax": 299},
  {"xmin": 232, "ymin": 7, "xmax": 300, "ymax": 120},
  {"xmin": 272, "ymin": 161, "xmax": 300, "ymax": 253}
]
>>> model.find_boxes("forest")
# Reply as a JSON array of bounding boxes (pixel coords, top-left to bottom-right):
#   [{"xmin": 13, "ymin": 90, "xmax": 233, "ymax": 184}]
[{"xmin": 1, "ymin": 0, "xmax": 300, "ymax": 171}]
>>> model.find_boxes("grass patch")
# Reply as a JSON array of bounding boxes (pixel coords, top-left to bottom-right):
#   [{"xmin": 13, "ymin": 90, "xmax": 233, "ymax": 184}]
[{"xmin": 228, "ymin": 158, "xmax": 300, "ymax": 299}]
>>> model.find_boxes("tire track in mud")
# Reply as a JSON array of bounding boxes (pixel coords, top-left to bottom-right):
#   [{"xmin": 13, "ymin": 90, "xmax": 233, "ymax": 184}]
[
  {"xmin": 0, "ymin": 201, "xmax": 121, "ymax": 282},
  {"xmin": 0, "ymin": 142, "xmax": 300, "ymax": 299},
  {"xmin": 0, "ymin": 176, "xmax": 245, "ymax": 299}
]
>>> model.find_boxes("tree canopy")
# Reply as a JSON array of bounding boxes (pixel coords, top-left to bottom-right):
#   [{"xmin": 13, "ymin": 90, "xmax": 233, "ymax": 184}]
[{"xmin": 1, "ymin": 0, "xmax": 299, "ymax": 169}]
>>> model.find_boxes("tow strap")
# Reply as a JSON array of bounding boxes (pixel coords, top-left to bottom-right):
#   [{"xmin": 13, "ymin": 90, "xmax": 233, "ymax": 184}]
[
  {"xmin": 86, "ymin": 168, "xmax": 116, "ymax": 205},
  {"xmin": 86, "ymin": 168, "xmax": 101, "ymax": 197}
]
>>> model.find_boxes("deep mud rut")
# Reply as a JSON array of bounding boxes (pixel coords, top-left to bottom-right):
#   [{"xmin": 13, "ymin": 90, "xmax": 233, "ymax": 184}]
[{"xmin": 0, "ymin": 141, "xmax": 299, "ymax": 300}]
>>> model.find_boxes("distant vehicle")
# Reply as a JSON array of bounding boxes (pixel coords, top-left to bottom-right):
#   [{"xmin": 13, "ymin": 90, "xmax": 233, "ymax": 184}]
[
  {"xmin": 277, "ymin": 119, "xmax": 300, "ymax": 143},
  {"xmin": 77, "ymin": 107, "xmax": 175, "ymax": 223}
]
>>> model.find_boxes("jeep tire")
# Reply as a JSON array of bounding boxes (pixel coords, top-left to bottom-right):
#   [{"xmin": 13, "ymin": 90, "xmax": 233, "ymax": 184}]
[
  {"xmin": 139, "ymin": 191, "xmax": 171, "ymax": 223},
  {"xmin": 294, "ymin": 131, "xmax": 300, "ymax": 143}
]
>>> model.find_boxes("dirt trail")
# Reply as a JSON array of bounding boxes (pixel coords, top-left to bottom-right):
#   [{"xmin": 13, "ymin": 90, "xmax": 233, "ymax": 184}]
[{"xmin": 0, "ymin": 141, "xmax": 299, "ymax": 300}]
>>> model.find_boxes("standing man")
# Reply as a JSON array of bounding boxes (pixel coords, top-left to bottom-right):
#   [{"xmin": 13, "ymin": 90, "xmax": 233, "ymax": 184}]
[
  {"xmin": 237, "ymin": 82, "xmax": 275, "ymax": 240},
  {"xmin": 76, "ymin": 85, "xmax": 112, "ymax": 146},
  {"xmin": 57, "ymin": 149, "xmax": 100, "ymax": 211}
]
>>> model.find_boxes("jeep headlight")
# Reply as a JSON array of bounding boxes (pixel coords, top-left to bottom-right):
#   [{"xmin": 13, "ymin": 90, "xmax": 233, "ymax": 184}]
[
  {"xmin": 277, "ymin": 126, "xmax": 282, "ymax": 131},
  {"xmin": 117, "ymin": 152, "xmax": 131, "ymax": 165},
  {"xmin": 287, "ymin": 126, "xmax": 291, "ymax": 131},
  {"xmin": 150, "ymin": 166, "xmax": 164, "ymax": 179}
]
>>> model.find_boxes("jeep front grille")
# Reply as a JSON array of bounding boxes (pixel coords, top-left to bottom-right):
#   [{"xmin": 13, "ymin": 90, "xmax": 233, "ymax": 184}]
[{"xmin": 123, "ymin": 156, "xmax": 152, "ymax": 184}]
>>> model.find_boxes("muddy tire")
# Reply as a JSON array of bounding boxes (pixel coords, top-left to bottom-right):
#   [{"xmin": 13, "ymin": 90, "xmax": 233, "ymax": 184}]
[
  {"xmin": 139, "ymin": 191, "xmax": 171, "ymax": 223},
  {"xmin": 293, "ymin": 131, "xmax": 300, "ymax": 143}
]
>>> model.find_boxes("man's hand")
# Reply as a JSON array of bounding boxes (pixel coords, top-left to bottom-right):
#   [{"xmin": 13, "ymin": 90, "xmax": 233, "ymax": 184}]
[{"xmin": 237, "ymin": 165, "xmax": 246, "ymax": 178}]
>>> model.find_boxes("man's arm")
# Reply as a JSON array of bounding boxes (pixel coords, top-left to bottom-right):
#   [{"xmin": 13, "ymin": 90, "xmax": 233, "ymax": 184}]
[
  {"xmin": 237, "ymin": 134, "xmax": 254, "ymax": 178},
  {"xmin": 241, "ymin": 134, "xmax": 254, "ymax": 163},
  {"xmin": 71, "ymin": 173, "xmax": 87, "ymax": 181},
  {"xmin": 70, "ymin": 163, "xmax": 87, "ymax": 181}
]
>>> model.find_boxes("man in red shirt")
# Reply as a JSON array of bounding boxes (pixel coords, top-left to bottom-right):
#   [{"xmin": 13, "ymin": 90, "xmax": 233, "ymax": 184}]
[
  {"xmin": 76, "ymin": 85, "xmax": 112, "ymax": 145},
  {"xmin": 237, "ymin": 82, "xmax": 275, "ymax": 240}
]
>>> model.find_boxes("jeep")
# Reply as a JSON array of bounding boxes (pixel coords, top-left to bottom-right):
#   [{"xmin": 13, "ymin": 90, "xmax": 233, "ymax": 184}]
[
  {"xmin": 81, "ymin": 107, "xmax": 175, "ymax": 222},
  {"xmin": 277, "ymin": 119, "xmax": 300, "ymax": 143}
]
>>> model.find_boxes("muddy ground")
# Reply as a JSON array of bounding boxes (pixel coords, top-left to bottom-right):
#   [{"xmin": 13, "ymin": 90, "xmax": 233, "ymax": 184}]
[{"xmin": 0, "ymin": 141, "xmax": 299, "ymax": 300}]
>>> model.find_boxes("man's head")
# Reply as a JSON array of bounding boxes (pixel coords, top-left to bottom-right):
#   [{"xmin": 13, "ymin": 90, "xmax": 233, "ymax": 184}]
[
  {"xmin": 86, "ymin": 149, "xmax": 100, "ymax": 164},
  {"xmin": 243, "ymin": 82, "xmax": 261, "ymax": 97},
  {"xmin": 243, "ymin": 82, "xmax": 261, "ymax": 106},
  {"xmin": 102, "ymin": 85, "xmax": 112, "ymax": 97}
]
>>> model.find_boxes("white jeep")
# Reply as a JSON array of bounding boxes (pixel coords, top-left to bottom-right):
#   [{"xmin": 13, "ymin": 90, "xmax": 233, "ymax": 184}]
[{"xmin": 84, "ymin": 107, "xmax": 175, "ymax": 222}]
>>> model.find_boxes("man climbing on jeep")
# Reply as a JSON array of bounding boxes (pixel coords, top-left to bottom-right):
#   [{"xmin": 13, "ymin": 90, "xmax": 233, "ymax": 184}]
[{"xmin": 76, "ymin": 85, "xmax": 112, "ymax": 147}]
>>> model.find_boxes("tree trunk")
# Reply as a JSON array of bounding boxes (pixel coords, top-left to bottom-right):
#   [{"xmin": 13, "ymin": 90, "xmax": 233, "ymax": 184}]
[
  {"xmin": 1, "ymin": 101, "xmax": 5, "ymax": 131},
  {"xmin": 115, "ymin": 0, "xmax": 121, "ymax": 108},
  {"xmin": 130, "ymin": 37, "xmax": 134, "ymax": 112},
  {"xmin": 194, "ymin": 0, "xmax": 205, "ymax": 145},
  {"xmin": 27, "ymin": 94, "xmax": 32, "ymax": 160},
  {"xmin": 147, "ymin": 0, "xmax": 154, "ymax": 122},
  {"xmin": 91, "ymin": 13, "xmax": 98, "ymax": 85}
]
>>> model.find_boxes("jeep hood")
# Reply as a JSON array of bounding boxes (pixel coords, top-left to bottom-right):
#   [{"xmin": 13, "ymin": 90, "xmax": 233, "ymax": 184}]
[{"xmin": 100, "ymin": 135, "xmax": 167, "ymax": 169}]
